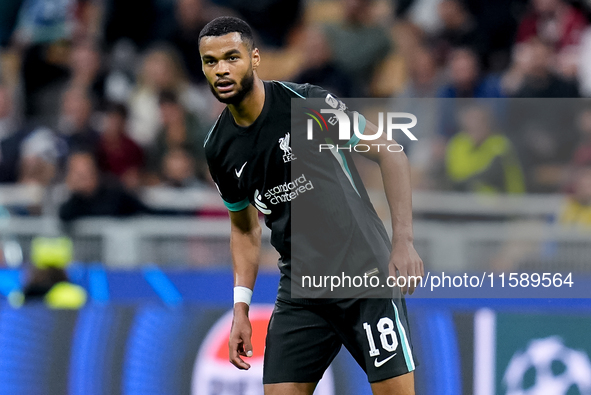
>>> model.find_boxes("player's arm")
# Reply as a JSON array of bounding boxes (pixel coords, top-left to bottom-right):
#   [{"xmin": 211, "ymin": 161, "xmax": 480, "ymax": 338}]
[
  {"xmin": 357, "ymin": 121, "xmax": 424, "ymax": 294},
  {"xmin": 228, "ymin": 204, "xmax": 261, "ymax": 370}
]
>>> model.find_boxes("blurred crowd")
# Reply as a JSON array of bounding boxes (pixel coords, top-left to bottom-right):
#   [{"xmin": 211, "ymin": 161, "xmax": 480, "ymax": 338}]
[{"xmin": 1, "ymin": 0, "xmax": 591, "ymax": 223}]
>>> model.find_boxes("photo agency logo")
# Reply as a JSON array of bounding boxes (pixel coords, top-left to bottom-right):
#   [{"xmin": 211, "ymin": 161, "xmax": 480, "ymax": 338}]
[{"xmin": 305, "ymin": 95, "xmax": 419, "ymax": 152}]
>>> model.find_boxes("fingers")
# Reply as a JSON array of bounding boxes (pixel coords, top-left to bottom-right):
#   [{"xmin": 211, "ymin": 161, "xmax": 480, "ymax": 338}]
[
  {"xmin": 229, "ymin": 338, "xmax": 251, "ymax": 370},
  {"xmin": 407, "ymin": 257, "xmax": 418, "ymax": 295},
  {"xmin": 407, "ymin": 257, "xmax": 424, "ymax": 295},
  {"xmin": 242, "ymin": 333, "xmax": 254, "ymax": 358},
  {"xmin": 408, "ymin": 274, "xmax": 417, "ymax": 295},
  {"xmin": 391, "ymin": 257, "xmax": 424, "ymax": 295},
  {"xmin": 397, "ymin": 264, "xmax": 409, "ymax": 295},
  {"xmin": 229, "ymin": 322, "xmax": 253, "ymax": 370},
  {"xmin": 229, "ymin": 314, "xmax": 253, "ymax": 370},
  {"xmin": 388, "ymin": 261, "xmax": 397, "ymax": 279}
]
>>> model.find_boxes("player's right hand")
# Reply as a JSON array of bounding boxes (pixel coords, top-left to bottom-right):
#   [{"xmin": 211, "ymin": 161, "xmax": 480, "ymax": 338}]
[{"xmin": 229, "ymin": 303, "xmax": 253, "ymax": 370}]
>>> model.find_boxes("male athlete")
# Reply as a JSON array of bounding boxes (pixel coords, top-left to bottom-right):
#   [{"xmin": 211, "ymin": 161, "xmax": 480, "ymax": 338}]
[{"xmin": 199, "ymin": 17, "xmax": 424, "ymax": 395}]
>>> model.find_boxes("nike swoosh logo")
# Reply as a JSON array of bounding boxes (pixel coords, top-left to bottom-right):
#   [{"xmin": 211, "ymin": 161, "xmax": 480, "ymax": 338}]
[
  {"xmin": 374, "ymin": 353, "xmax": 397, "ymax": 368},
  {"xmin": 235, "ymin": 162, "xmax": 247, "ymax": 178}
]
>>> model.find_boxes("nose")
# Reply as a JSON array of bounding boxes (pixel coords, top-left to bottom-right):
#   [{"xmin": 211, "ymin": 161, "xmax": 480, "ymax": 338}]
[{"xmin": 215, "ymin": 60, "xmax": 230, "ymax": 76}]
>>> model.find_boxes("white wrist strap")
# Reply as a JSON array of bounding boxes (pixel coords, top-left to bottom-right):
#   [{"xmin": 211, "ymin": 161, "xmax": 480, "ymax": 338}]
[{"xmin": 234, "ymin": 286, "xmax": 253, "ymax": 305}]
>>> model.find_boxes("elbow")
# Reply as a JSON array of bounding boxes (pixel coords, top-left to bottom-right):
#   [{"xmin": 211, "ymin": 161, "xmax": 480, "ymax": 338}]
[
  {"xmin": 252, "ymin": 222, "xmax": 262, "ymax": 239},
  {"xmin": 229, "ymin": 205, "xmax": 262, "ymax": 238},
  {"xmin": 378, "ymin": 148, "xmax": 409, "ymax": 166},
  {"xmin": 232, "ymin": 221, "xmax": 262, "ymax": 239}
]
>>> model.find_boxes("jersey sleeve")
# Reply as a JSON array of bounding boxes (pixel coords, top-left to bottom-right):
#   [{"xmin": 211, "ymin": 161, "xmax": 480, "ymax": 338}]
[
  {"xmin": 277, "ymin": 81, "xmax": 366, "ymax": 147},
  {"xmin": 303, "ymin": 83, "xmax": 367, "ymax": 147},
  {"xmin": 204, "ymin": 124, "xmax": 250, "ymax": 212},
  {"xmin": 208, "ymin": 165, "xmax": 250, "ymax": 212}
]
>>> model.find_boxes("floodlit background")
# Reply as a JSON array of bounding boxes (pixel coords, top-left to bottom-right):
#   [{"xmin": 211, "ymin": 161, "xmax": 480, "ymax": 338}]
[{"xmin": 1, "ymin": 0, "xmax": 591, "ymax": 394}]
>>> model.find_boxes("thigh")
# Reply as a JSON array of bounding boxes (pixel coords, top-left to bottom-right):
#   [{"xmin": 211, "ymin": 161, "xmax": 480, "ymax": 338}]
[
  {"xmin": 264, "ymin": 382, "xmax": 317, "ymax": 395},
  {"xmin": 263, "ymin": 299, "xmax": 342, "ymax": 384},
  {"xmin": 371, "ymin": 371, "xmax": 415, "ymax": 395},
  {"xmin": 333, "ymin": 298, "xmax": 417, "ymax": 383}
]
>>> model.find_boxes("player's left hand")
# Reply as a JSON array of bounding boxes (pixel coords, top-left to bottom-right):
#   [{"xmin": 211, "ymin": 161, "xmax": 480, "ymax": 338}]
[{"xmin": 389, "ymin": 241, "xmax": 424, "ymax": 295}]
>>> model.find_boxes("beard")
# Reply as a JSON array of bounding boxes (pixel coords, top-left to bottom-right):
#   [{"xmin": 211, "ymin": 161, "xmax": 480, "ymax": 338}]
[{"xmin": 209, "ymin": 68, "xmax": 255, "ymax": 105}]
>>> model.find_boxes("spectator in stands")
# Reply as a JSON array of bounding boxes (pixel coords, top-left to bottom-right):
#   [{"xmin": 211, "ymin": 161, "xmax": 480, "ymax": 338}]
[
  {"xmin": 1, "ymin": 84, "xmax": 67, "ymax": 186},
  {"xmin": 97, "ymin": 102, "xmax": 144, "ymax": 190},
  {"xmin": 0, "ymin": 131, "xmax": 23, "ymax": 183},
  {"xmin": 433, "ymin": 0, "xmax": 487, "ymax": 66},
  {"xmin": 59, "ymin": 151, "xmax": 153, "ymax": 221},
  {"xmin": 394, "ymin": 0, "xmax": 444, "ymax": 34},
  {"xmin": 501, "ymin": 40, "xmax": 535, "ymax": 95},
  {"xmin": 572, "ymin": 107, "xmax": 591, "ymax": 168},
  {"xmin": 147, "ymin": 90, "xmax": 208, "ymax": 184},
  {"xmin": 102, "ymin": 40, "xmax": 138, "ymax": 104},
  {"xmin": 322, "ymin": 0, "xmax": 392, "ymax": 96},
  {"xmin": 102, "ymin": 0, "xmax": 158, "ymax": 50},
  {"xmin": 0, "ymin": 86, "xmax": 20, "ymax": 182},
  {"xmin": 128, "ymin": 44, "xmax": 209, "ymax": 147},
  {"xmin": 511, "ymin": 114, "xmax": 578, "ymax": 193},
  {"xmin": 516, "ymin": 0, "xmax": 587, "ymax": 53},
  {"xmin": 17, "ymin": 0, "xmax": 78, "ymax": 126},
  {"xmin": 463, "ymin": 0, "xmax": 528, "ymax": 72},
  {"xmin": 437, "ymin": 47, "xmax": 504, "ymax": 139},
  {"xmin": 445, "ymin": 104, "xmax": 525, "ymax": 194},
  {"xmin": 19, "ymin": 157, "xmax": 57, "ymax": 188},
  {"xmin": 559, "ymin": 166, "xmax": 591, "ymax": 228},
  {"xmin": 68, "ymin": 41, "xmax": 107, "ymax": 109},
  {"xmin": 397, "ymin": 0, "xmax": 525, "ymax": 72},
  {"xmin": 21, "ymin": 41, "xmax": 71, "ymax": 127},
  {"xmin": 0, "ymin": 85, "xmax": 18, "ymax": 183},
  {"xmin": 577, "ymin": 26, "xmax": 591, "ymax": 97},
  {"xmin": 511, "ymin": 37, "xmax": 579, "ymax": 97},
  {"xmin": 560, "ymin": 107, "xmax": 591, "ymax": 192},
  {"xmin": 163, "ymin": 0, "xmax": 222, "ymax": 85},
  {"xmin": 438, "ymin": 47, "xmax": 503, "ymax": 98},
  {"xmin": 0, "ymin": 86, "xmax": 16, "ymax": 141},
  {"xmin": 400, "ymin": 47, "xmax": 441, "ymax": 98},
  {"xmin": 161, "ymin": 147, "xmax": 207, "ymax": 188},
  {"xmin": 293, "ymin": 26, "xmax": 352, "ymax": 97},
  {"xmin": 18, "ymin": 127, "xmax": 62, "ymax": 187},
  {"xmin": 57, "ymin": 87, "xmax": 100, "ymax": 156},
  {"xmin": 215, "ymin": 0, "xmax": 302, "ymax": 47},
  {"xmin": 0, "ymin": 126, "xmax": 65, "ymax": 214},
  {"xmin": 393, "ymin": 48, "xmax": 444, "ymax": 189},
  {"xmin": 0, "ymin": 0, "xmax": 22, "ymax": 47},
  {"xmin": 8, "ymin": 237, "xmax": 87, "ymax": 309}
]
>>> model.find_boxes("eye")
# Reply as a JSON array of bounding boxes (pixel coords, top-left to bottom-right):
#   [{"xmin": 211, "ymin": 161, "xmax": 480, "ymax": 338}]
[{"xmin": 229, "ymin": 56, "xmax": 238, "ymax": 61}]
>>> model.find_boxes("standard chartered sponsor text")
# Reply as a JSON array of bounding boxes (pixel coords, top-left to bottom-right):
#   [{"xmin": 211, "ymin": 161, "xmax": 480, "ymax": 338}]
[{"xmin": 264, "ymin": 174, "xmax": 314, "ymax": 204}]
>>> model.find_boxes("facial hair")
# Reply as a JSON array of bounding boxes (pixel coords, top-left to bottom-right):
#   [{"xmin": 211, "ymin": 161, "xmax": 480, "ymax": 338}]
[{"xmin": 209, "ymin": 67, "xmax": 255, "ymax": 105}]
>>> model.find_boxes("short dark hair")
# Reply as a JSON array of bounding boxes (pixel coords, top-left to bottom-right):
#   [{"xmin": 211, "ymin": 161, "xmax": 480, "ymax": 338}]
[{"xmin": 198, "ymin": 16, "xmax": 255, "ymax": 52}]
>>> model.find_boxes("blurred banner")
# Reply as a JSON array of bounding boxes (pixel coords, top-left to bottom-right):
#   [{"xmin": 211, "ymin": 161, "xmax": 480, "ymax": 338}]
[
  {"xmin": 472, "ymin": 309, "xmax": 591, "ymax": 395},
  {"xmin": 1, "ymin": 268, "xmax": 590, "ymax": 395}
]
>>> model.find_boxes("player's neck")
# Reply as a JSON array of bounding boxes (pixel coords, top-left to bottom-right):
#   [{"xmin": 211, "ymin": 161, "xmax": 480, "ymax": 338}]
[{"xmin": 227, "ymin": 77, "xmax": 265, "ymax": 127}]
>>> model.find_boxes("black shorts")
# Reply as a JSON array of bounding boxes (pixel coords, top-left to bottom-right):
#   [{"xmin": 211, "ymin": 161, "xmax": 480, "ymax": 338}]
[{"xmin": 263, "ymin": 297, "xmax": 416, "ymax": 384}]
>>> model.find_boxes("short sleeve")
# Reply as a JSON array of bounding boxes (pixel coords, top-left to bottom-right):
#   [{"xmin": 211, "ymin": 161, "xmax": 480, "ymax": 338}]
[
  {"xmin": 205, "ymin": 130, "xmax": 250, "ymax": 212},
  {"xmin": 209, "ymin": 168, "xmax": 250, "ymax": 212},
  {"xmin": 302, "ymin": 84, "xmax": 367, "ymax": 147}
]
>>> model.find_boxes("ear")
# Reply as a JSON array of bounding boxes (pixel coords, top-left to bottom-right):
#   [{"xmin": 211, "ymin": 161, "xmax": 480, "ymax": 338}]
[{"xmin": 251, "ymin": 48, "xmax": 260, "ymax": 70}]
